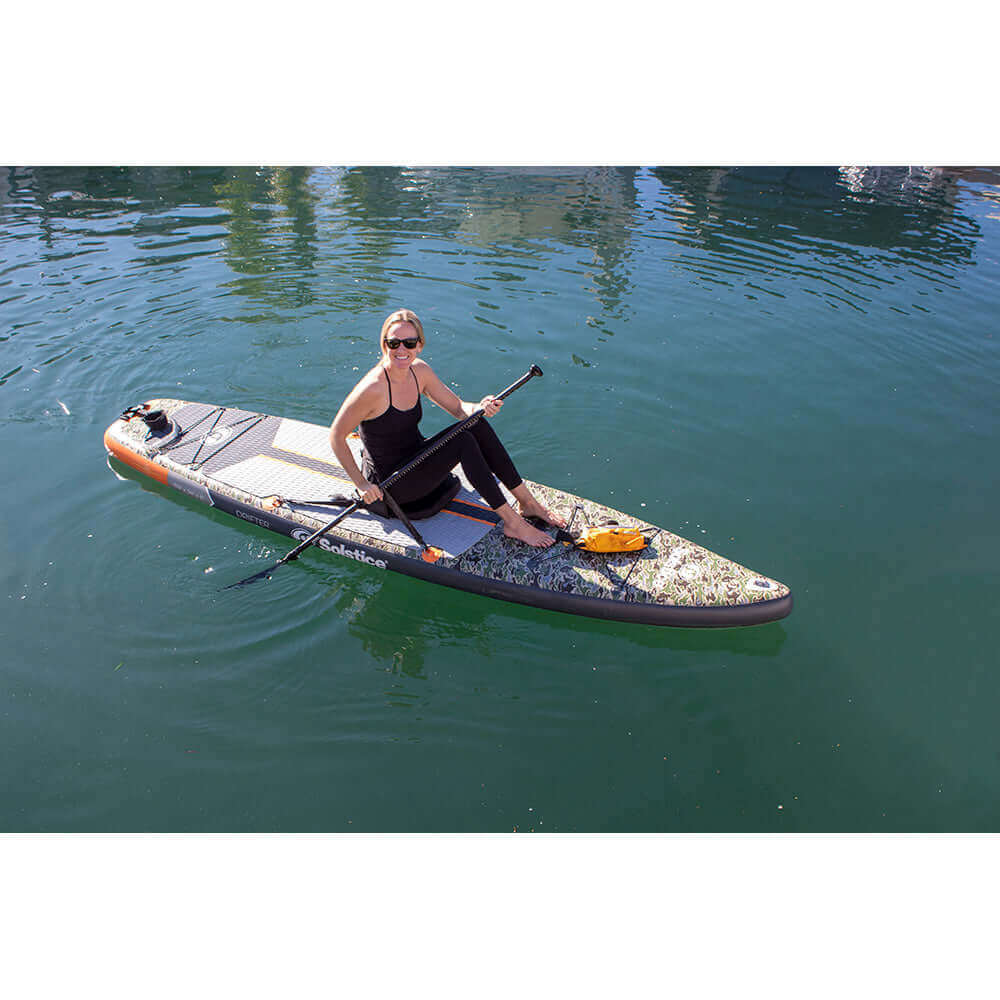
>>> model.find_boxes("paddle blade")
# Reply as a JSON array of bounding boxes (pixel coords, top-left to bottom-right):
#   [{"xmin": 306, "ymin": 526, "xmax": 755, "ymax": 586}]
[{"xmin": 222, "ymin": 563, "xmax": 277, "ymax": 590}]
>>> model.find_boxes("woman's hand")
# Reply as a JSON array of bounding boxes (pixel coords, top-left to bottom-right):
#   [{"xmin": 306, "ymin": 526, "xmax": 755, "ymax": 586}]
[
  {"xmin": 479, "ymin": 395, "xmax": 503, "ymax": 417},
  {"xmin": 359, "ymin": 480, "xmax": 383, "ymax": 505}
]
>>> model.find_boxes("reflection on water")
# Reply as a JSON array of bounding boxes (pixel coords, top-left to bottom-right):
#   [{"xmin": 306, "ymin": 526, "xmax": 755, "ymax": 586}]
[
  {"xmin": 214, "ymin": 167, "xmax": 323, "ymax": 316},
  {"xmin": 303, "ymin": 548, "xmax": 789, "ymax": 679},
  {"xmin": 648, "ymin": 165, "xmax": 985, "ymax": 311},
  {"xmin": 304, "ymin": 561, "xmax": 496, "ymax": 682},
  {"xmin": 331, "ymin": 166, "xmax": 641, "ymax": 319},
  {"xmin": 4, "ymin": 162, "xmax": 998, "ymax": 419},
  {"xmin": 5, "ymin": 164, "xmax": 995, "ymax": 343},
  {"xmin": 653, "ymin": 165, "xmax": 974, "ymax": 249}
]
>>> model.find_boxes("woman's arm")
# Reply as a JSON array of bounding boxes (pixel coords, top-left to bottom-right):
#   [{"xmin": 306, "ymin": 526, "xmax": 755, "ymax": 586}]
[
  {"xmin": 329, "ymin": 379, "xmax": 384, "ymax": 503},
  {"xmin": 415, "ymin": 360, "xmax": 503, "ymax": 419}
]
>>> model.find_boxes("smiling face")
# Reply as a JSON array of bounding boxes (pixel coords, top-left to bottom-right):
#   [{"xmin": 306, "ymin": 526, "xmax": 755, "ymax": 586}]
[{"xmin": 381, "ymin": 319, "xmax": 423, "ymax": 372}]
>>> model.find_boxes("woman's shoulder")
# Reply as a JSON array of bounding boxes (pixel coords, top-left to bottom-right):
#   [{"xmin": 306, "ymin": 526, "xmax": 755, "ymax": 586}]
[
  {"xmin": 343, "ymin": 365, "xmax": 387, "ymax": 411},
  {"xmin": 411, "ymin": 358, "xmax": 436, "ymax": 390},
  {"xmin": 354, "ymin": 364, "xmax": 387, "ymax": 393}
]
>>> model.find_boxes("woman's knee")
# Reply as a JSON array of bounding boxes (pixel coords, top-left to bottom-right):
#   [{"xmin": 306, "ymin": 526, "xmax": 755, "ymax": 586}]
[
  {"xmin": 456, "ymin": 429, "xmax": 483, "ymax": 459},
  {"xmin": 470, "ymin": 418, "xmax": 502, "ymax": 448}
]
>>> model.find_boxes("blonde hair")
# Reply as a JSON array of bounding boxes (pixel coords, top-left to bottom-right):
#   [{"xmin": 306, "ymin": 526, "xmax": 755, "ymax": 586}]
[{"xmin": 380, "ymin": 308, "xmax": 425, "ymax": 348}]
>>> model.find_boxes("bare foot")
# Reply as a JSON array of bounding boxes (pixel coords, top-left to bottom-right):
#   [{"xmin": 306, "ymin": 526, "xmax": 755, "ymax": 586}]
[
  {"xmin": 502, "ymin": 513, "xmax": 555, "ymax": 547},
  {"xmin": 510, "ymin": 484, "xmax": 567, "ymax": 528},
  {"xmin": 516, "ymin": 500, "xmax": 567, "ymax": 529}
]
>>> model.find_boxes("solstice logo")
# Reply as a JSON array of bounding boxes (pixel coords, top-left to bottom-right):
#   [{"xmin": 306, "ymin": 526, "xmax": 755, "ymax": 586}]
[{"xmin": 290, "ymin": 529, "xmax": 388, "ymax": 569}]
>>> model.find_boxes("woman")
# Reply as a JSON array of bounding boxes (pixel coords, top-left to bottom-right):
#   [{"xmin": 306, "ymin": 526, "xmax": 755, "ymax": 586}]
[{"xmin": 330, "ymin": 309, "xmax": 564, "ymax": 548}]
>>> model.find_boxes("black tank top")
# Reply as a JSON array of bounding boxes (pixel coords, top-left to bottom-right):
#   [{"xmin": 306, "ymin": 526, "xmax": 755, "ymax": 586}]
[{"xmin": 357, "ymin": 367, "xmax": 425, "ymax": 479}]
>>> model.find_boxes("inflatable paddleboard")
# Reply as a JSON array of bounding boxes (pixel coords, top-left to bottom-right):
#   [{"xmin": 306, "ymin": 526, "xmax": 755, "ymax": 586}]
[{"xmin": 103, "ymin": 399, "xmax": 793, "ymax": 628}]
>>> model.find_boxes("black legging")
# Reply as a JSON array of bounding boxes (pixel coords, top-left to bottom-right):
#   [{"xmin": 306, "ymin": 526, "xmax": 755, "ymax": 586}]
[{"xmin": 385, "ymin": 418, "xmax": 522, "ymax": 510}]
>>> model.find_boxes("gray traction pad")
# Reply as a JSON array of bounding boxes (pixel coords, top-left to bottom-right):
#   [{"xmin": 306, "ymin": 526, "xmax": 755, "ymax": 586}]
[{"xmin": 163, "ymin": 402, "xmax": 499, "ymax": 558}]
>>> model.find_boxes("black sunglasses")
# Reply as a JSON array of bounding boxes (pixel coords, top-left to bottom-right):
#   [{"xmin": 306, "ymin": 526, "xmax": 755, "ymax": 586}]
[{"xmin": 384, "ymin": 337, "xmax": 420, "ymax": 349}]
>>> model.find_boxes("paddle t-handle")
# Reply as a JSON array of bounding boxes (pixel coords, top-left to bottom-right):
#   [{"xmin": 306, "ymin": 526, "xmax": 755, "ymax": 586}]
[{"xmin": 495, "ymin": 363, "xmax": 542, "ymax": 402}]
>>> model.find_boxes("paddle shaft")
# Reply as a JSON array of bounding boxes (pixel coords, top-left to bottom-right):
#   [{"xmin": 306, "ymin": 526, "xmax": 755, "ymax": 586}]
[{"xmin": 225, "ymin": 364, "xmax": 543, "ymax": 587}]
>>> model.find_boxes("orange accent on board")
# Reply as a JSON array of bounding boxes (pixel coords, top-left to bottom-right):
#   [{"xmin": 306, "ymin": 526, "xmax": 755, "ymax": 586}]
[
  {"xmin": 451, "ymin": 497, "xmax": 492, "ymax": 512},
  {"xmin": 104, "ymin": 427, "xmax": 169, "ymax": 485},
  {"xmin": 421, "ymin": 546, "xmax": 444, "ymax": 563},
  {"xmin": 441, "ymin": 507, "xmax": 499, "ymax": 527}
]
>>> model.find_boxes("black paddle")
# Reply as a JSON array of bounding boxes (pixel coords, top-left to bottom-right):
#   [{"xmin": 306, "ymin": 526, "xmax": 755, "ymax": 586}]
[{"xmin": 224, "ymin": 364, "xmax": 544, "ymax": 589}]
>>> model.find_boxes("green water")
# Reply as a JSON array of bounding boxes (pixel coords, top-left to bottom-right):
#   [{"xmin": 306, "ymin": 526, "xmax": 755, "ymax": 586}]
[{"xmin": 3, "ymin": 165, "xmax": 999, "ymax": 832}]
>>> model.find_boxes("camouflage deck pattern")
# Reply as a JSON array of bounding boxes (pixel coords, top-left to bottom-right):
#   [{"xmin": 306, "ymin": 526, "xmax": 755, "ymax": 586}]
[
  {"xmin": 107, "ymin": 399, "xmax": 790, "ymax": 612},
  {"xmin": 459, "ymin": 481, "xmax": 789, "ymax": 609}
]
